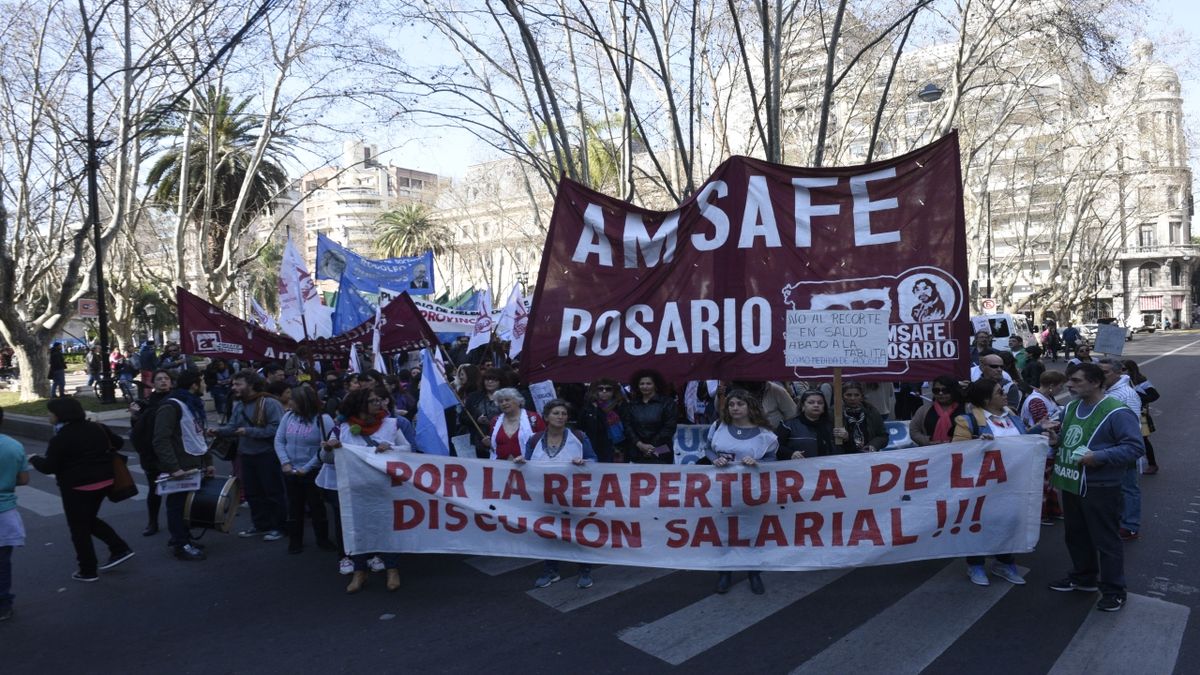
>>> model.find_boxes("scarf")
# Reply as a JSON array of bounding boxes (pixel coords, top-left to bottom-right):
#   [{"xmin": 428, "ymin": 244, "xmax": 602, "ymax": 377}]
[
  {"xmin": 348, "ymin": 410, "xmax": 388, "ymax": 437},
  {"xmin": 171, "ymin": 388, "xmax": 207, "ymax": 428},
  {"xmin": 930, "ymin": 402, "xmax": 959, "ymax": 444},
  {"xmin": 597, "ymin": 398, "xmax": 625, "ymax": 444},
  {"xmin": 491, "ymin": 410, "xmax": 533, "ymax": 460},
  {"xmin": 845, "ymin": 407, "xmax": 867, "ymax": 449}
]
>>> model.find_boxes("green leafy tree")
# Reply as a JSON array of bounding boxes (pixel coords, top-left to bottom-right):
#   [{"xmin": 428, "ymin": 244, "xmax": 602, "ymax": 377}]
[
  {"xmin": 374, "ymin": 204, "xmax": 451, "ymax": 258},
  {"xmin": 144, "ymin": 86, "xmax": 291, "ymax": 270}
]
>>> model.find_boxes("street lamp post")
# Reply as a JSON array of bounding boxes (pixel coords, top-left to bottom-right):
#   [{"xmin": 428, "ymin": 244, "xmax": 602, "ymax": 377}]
[
  {"xmin": 515, "ymin": 271, "xmax": 529, "ymax": 294},
  {"xmin": 145, "ymin": 304, "xmax": 158, "ymax": 345}
]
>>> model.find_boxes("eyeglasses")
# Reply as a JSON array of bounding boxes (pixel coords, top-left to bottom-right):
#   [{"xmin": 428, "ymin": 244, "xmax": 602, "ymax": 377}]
[{"xmin": 981, "ymin": 362, "xmax": 1003, "ymax": 369}]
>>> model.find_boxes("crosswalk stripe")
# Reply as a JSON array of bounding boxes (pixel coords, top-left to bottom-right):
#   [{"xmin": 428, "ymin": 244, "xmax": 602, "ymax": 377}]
[
  {"xmin": 15, "ymin": 485, "xmax": 63, "ymax": 516},
  {"xmin": 618, "ymin": 569, "xmax": 849, "ymax": 666},
  {"xmin": 790, "ymin": 563, "xmax": 1025, "ymax": 675},
  {"xmin": 464, "ymin": 556, "xmax": 540, "ymax": 576},
  {"xmin": 1047, "ymin": 594, "xmax": 1190, "ymax": 675},
  {"xmin": 527, "ymin": 566, "xmax": 675, "ymax": 613}
]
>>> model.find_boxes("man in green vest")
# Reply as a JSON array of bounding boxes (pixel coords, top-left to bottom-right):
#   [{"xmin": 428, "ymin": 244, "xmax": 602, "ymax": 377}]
[{"xmin": 1048, "ymin": 363, "xmax": 1144, "ymax": 612}]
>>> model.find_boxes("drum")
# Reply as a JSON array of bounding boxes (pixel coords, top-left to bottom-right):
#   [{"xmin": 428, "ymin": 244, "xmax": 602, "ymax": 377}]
[{"xmin": 184, "ymin": 475, "xmax": 240, "ymax": 533}]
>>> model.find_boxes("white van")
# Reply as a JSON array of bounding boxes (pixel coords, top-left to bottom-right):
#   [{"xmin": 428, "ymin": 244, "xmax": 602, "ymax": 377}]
[{"xmin": 970, "ymin": 313, "xmax": 1036, "ymax": 351}]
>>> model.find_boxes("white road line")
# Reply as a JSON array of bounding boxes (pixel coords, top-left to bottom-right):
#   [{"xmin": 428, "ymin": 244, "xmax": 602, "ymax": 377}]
[
  {"xmin": 15, "ymin": 484, "xmax": 64, "ymax": 516},
  {"xmin": 463, "ymin": 556, "xmax": 539, "ymax": 576},
  {"xmin": 1048, "ymin": 594, "xmax": 1190, "ymax": 675},
  {"xmin": 790, "ymin": 564, "xmax": 1024, "ymax": 675},
  {"xmin": 527, "ymin": 566, "xmax": 675, "ymax": 613},
  {"xmin": 1139, "ymin": 337, "xmax": 1200, "ymax": 366},
  {"xmin": 618, "ymin": 569, "xmax": 848, "ymax": 666}
]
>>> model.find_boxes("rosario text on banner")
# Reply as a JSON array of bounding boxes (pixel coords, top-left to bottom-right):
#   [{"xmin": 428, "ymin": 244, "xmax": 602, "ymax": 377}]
[
  {"xmin": 521, "ymin": 133, "xmax": 970, "ymax": 382},
  {"xmin": 335, "ymin": 436, "xmax": 1043, "ymax": 571}
]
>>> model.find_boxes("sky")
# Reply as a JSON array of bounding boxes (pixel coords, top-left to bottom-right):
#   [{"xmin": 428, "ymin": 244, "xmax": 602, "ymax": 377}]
[{"xmin": 360, "ymin": 1, "xmax": 1200, "ymax": 184}]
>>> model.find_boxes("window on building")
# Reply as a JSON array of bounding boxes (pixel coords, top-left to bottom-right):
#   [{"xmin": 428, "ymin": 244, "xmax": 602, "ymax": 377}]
[
  {"xmin": 1168, "ymin": 185, "xmax": 1181, "ymax": 208},
  {"xmin": 1139, "ymin": 224, "xmax": 1157, "ymax": 248},
  {"xmin": 1170, "ymin": 221, "xmax": 1182, "ymax": 244},
  {"xmin": 1171, "ymin": 261, "xmax": 1182, "ymax": 286},
  {"xmin": 1138, "ymin": 114, "xmax": 1149, "ymax": 133},
  {"xmin": 1138, "ymin": 187, "xmax": 1153, "ymax": 208},
  {"xmin": 1139, "ymin": 263, "xmax": 1159, "ymax": 287}
]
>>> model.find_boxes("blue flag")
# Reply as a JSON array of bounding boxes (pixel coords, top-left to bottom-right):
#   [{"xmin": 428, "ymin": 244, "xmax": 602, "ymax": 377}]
[
  {"xmin": 332, "ymin": 274, "xmax": 376, "ymax": 335},
  {"xmin": 415, "ymin": 348, "xmax": 458, "ymax": 455}
]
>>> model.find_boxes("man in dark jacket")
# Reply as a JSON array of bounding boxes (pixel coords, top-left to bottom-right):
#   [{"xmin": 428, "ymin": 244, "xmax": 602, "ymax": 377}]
[
  {"xmin": 48, "ymin": 343, "xmax": 67, "ymax": 398},
  {"xmin": 1049, "ymin": 363, "xmax": 1145, "ymax": 612},
  {"xmin": 153, "ymin": 371, "xmax": 212, "ymax": 561}
]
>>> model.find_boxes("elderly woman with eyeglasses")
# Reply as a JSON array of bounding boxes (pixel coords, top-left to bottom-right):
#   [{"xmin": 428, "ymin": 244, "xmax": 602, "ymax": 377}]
[
  {"xmin": 479, "ymin": 388, "xmax": 545, "ymax": 461},
  {"xmin": 578, "ymin": 379, "xmax": 628, "ymax": 462},
  {"xmin": 909, "ymin": 376, "xmax": 965, "ymax": 446}
]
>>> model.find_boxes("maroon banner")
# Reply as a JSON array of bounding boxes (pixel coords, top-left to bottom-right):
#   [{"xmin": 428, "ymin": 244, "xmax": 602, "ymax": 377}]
[
  {"xmin": 178, "ymin": 288, "xmax": 437, "ymax": 362},
  {"xmin": 522, "ymin": 134, "xmax": 970, "ymax": 383}
]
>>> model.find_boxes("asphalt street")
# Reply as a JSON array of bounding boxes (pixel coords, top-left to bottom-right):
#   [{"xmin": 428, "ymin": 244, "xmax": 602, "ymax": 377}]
[{"xmin": 3, "ymin": 332, "xmax": 1198, "ymax": 674}]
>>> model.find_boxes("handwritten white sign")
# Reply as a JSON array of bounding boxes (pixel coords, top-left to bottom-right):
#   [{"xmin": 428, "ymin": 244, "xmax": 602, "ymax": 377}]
[{"xmin": 785, "ymin": 310, "xmax": 889, "ymax": 367}]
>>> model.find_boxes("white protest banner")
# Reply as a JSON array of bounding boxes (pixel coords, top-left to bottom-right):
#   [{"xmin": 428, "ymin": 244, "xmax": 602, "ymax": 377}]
[
  {"xmin": 335, "ymin": 436, "xmax": 1044, "ymax": 571},
  {"xmin": 1093, "ymin": 323, "xmax": 1126, "ymax": 355},
  {"xmin": 673, "ymin": 424, "xmax": 714, "ymax": 465},
  {"xmin": 450, "ymin": 434, "xmax": 474, "ymax": 458},
  {"xmin": 527, "ymin": 380, "xmax": 557, "ymax": 414},
  {"xmin": 785, "ymin": 310, "xmax": 889, "ymax": 368}
]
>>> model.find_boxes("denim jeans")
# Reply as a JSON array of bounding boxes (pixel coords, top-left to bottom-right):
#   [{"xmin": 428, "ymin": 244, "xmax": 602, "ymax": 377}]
[
  {"xmin": 240, "ymin": 452, "xmax": 287, "ymax": 533},
  {"xmin": 0, "ymin": 545, "xmax": 13, "ymax": 610},
  {"xmin": 1121, "ymin": 465, "xmax": 1141, "ymax": 532},
  {"xmin": 50, "ymin": 369, "xmax": 66, "ymax": 397}
]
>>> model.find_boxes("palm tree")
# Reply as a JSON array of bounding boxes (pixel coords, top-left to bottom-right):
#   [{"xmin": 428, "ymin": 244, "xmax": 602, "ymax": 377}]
[
  {"xmin": 374, "ymin": 203, "xmax": 451, "ymax": 258},
  {"xmin": 242, "ymin": 241, "xmax": 284, "ymax": 314},
  {"xmin": 144, "ymin": 86, "xmax": 291, "ymax": 268}
]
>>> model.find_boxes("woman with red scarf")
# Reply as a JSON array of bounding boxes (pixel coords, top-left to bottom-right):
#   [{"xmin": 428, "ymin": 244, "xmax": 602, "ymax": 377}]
[
  {"xmin": 909, "ymin": 376, "xmax": 965, "ymax": 446},
  {"xmin": 324, "ymin": 388, "xmax": 414, "ymax": 594},
  {"xmin": 480, "ymin": 388, "xmax": 545, "ymax": 461}
]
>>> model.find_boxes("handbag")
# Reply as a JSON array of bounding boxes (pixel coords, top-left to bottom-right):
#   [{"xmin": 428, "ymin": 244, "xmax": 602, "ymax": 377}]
[
  {"xmin": 109, "ymin": 453, "xmax": 139, "ymax": 503},
  {"xmin": 209, "ymin": 435, "xmax": 239, "ymax": 462}
]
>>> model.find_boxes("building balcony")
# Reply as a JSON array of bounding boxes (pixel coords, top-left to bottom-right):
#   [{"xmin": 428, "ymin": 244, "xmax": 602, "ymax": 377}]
[{"xmin": 1117, "ymin": 244, "xmax": 1197, "ymax": 261}]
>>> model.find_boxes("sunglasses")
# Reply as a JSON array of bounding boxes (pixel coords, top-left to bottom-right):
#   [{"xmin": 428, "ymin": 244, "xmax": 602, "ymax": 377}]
[
  {"xmin": 931, "ymin": 387, "xmax": 949, "ymax": 394},
  {"xmin": 981, "ymin": 363, "xmax": 1003, "ymax": 369}
]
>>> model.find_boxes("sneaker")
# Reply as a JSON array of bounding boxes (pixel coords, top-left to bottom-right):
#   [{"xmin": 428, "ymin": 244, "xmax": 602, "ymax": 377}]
[
  {"xmin": 1119, "ymin": 528, "xmax": 1139, "ymax": 542},
  {"xmin": 262, "ymin": 530, "xmax": 284, "ymax": 542},
  {"xmin": 72, "ymin": 571, "xmax": 100, "ymax": 582},
  {"xmin": 99, "ymin": 550, "xmax": 135, "ymax": 571},
  {"xmin": 1097, "ymin": 594, "xmax": 1126, "ymax": 612},
  {"xmin": 533, "ymin": 573, "xmax": 561, "ymax": 588},
  {"xmin": 1041, "ymin": 517, "xmax": 1055, "ymax": 526},
  {"xmin": 748, "ymin": 572, "xmax": 765, "ymax": 595},
  {"xmin": 237, "ymin": 528, "xmax": 264, "ymax": 538},
  {"xmin": 338, "ymin": 557, "xmax": 355, "ymax": 575},
  {"xmin": 577, "ymin": 572, "xmax": 594, "ymax": 589},
  {"xmin": 967, "ymin": 565, "xmax": 990, "ymax": 586},
  {"xmin": 367, "ymin": 555, "xmax": 386, "ymax": 572},
  {"xmin": 173, "ymin": 543, "xmax": 207, "ymax": 561},
  {"xmin": 990, "ymin": 562, "xmax": 1026, "ymax": 585},
  {"xmin": 1048, "ymin": 577, "xmax": 1099, "ymax": 592}
]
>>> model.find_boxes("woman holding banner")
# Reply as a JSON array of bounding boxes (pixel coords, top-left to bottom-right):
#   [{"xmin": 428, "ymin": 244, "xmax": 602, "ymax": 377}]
[
  {"xmin": 515, "ymin": 399, "xmax": 597, "ymax": 589},
  {"xmin": 325, "ymin": 388, "xmax": 413, "ymax": 593},
  {"xmin": 705, "ymin": 390, "xmax": 778, "ymax": 595},
  {"xmin": 578, "ymin": 379, "xmax": 629, "ymax": 463},
  {"xmin": 481, "ymin": 388, "xmax": 545, "ymax": 461},
  {"xmin": 775, "ymin": 390, "xmax": 837, "ymax": 459},
  {"xmin": 621, "ymin": 370, "xmax": 678, "ymax": 464},
  {"xmin": 952, "ymin": 379, "xmax": 1056, "ymax": 587}
]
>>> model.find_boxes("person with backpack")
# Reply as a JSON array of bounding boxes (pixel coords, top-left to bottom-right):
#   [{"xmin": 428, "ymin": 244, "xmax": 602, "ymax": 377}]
[
  {"xmin": 953, "ymin": 379, "xmax": 1057, "ymax": 588},
  {"xmin": 513, "ymin": 399, "xmax": 597, "ymax": 590},
  {"xmin": 129, "ymin": 370, "xmax": 175, "ymax": 536},
  {"xmin": 209, "ymin": 371, "xmax": 285, "ymax": 541}
]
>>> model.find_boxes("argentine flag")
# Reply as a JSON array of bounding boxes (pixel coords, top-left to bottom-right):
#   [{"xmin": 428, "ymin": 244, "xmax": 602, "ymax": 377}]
[{"xmin": 415, "ymin": 348, "xmax": 458, "ymax": 455}]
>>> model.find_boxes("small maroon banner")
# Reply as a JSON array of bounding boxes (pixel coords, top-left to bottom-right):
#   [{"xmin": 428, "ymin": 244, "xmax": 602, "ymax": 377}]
[
  {"xmin": 522, "ymin": 133, "xmax": 970, "ymax": 383},
  {"xmin": 177, "ymin": 287, "xmax": 437, "ymax": 362}
]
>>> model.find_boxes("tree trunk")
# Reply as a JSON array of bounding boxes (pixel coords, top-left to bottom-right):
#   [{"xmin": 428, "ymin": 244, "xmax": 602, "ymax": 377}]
[{"xmin": 13, "ymin": 341, "xmax": 51, "ymax": 401}]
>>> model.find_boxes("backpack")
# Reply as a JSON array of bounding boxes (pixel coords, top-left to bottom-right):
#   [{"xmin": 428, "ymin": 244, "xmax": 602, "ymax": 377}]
[{"xmin": 131, "ymin": 396, "xmax": 166, "ymax": 463}]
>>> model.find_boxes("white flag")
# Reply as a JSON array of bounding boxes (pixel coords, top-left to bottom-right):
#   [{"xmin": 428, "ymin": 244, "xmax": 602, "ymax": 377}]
[
  {"xmin": 466, "ymin": 290, "xmax": 494, "ymax": 352},
  {"xmin": 372, "ymin": 304, "xmax": 387, "ymax": 373},
  {"xmin": 496, "ymin": 285, "xmax": 523, "ymax": 341},
  {"xmin": 249, "ymin": 298, "xmax": 278, "ymax": 333},
  {"xmin": 349, "ymin": 343, "xmax": 362, "ymax": 374},
  {"xmin": 509, "ymin": 294, "xmax": 530, "ymax": 360},
  {"xmin": 278, "ymin": 238, "xmax": 333, "ymax": 340}
]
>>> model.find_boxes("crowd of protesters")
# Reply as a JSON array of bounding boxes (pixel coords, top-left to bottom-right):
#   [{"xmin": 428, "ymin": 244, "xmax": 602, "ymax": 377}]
[{"xmin": 0, "ymin": 321, "xmax": 1163, "ymax": 621}]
